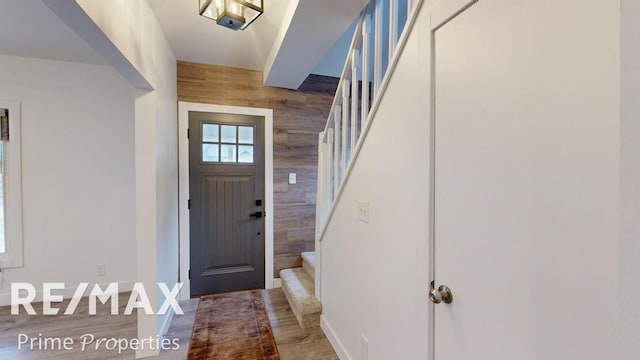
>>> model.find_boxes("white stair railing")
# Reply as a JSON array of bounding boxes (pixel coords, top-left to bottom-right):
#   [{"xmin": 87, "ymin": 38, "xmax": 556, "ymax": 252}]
[{"xmin": 316, "ymin": 0, "xmax": 422, "ymax": 240}]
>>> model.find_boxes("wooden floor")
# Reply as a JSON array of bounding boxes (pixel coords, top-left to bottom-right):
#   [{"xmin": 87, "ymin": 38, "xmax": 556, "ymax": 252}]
[
  {"xmin": 0, "ymin": 289, "xmax": 337, "ymax": 359},
  {"xmin": 262, "ymin": 289, "xmax": 338, "ymax": 360}
]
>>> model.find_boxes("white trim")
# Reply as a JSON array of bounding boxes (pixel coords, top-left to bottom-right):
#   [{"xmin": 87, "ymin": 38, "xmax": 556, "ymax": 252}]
[
  {"xmin": 158, "ymin": 307, "xmax": 175, "ymax": 339},
  {"xmin": 341, "ymin": 80, "xmax": 350, "ymax": 175},
  {"xmin": 361, "ymin": 14, "xmax": 371, "ymax": 125},
  {"xmin": 315, "ymin": 131, "xmax": 325, "ymax": 300},
  {"xmin": 333, "ymin": 106, "xmax": 341, "ymax": 194},
  {"xmin": 272, "ymin": 278, "xmax": 282, "ymax": 289},
  {"xmin": 0, "ymin": 100, "xmax": 23, "ymax": 269},
  {"xmin": 431, "ymin": 0, "xmax": 479, "ymax": 31},
  {"xmin": 427, "ymin": 2, "xmax": 480, "ymax": 360},
  {"xmin": 315, "ymin": 131, "xmax": 325, "ymax": 236},
  {"xmin": 315, "ymin": 237, "xmax": 322, "ymax": 299},
  {"xmin": 389, "ymin": 0, "xmax": 398, "ymax": 56},
  {"xmin": 351, "ymin": 50, "xmax": 360, "ymax": 157},
  {"xmin": 373, "ymin": 0, "xmax": 385, "ymax": 96},
  {"xmin": 321, "ymin": 315, "xmax": 353, "ymax": 360},
  {"xmin": 178, "ymin": 102, "xmax": 274, "ymax": 301}
]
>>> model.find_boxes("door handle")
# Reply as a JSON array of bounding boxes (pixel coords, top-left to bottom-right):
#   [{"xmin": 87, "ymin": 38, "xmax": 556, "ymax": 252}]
[
  {"xmin": 429, "ymin": 283, "xmax": 453, "ymax": 304},
  {"xmin": 249, "ymin": 211, "xmax": 263, "ymax": 219}
]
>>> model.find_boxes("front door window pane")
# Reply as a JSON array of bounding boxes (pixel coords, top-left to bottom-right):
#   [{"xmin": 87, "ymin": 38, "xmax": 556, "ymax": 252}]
[
  {"xmin": 238, "ymin": 145, "xmax": 254, "ymax": 163},
  {"xmin": 202, "ymin": 144, "xmax": 219, "ymax": 162},
  {"xmin": 202, "ymin": 123, "xmax": 255, "ymax": 164},
  {"xmin": 220, "ymin": 145, "xmax": 237, "ymax": 162},
  {"xmin": 202, "ymin": 124, "xmax": 219, "ymax": 142},
  {"xmin": 220, "ymin": 125, "xmax": 237, "ymax": 143},
  {"xmin": 238, "ymin": 126, "xmax": 254, "ymax": 144}
]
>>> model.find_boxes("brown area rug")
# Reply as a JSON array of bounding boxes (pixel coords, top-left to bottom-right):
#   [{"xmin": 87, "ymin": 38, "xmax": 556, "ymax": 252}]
[{"xmin": 187, "ymin": 290, "xmax": 280, "ymax": 360}]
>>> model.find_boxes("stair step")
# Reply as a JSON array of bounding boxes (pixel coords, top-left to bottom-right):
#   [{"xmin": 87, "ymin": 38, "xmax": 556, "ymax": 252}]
[
  {"xmin": 301, "ymin": 251, "xmax": 315, "ymax": 280},
  {"xmin": 279, "ymin": 267, "xmax": 321, "ymax": 329}
]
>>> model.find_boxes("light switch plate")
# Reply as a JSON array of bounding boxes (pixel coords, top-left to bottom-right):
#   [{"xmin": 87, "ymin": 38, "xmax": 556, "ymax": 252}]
[
  {"xmin": 96, "ymin": 264, "xmax": 106, "ymax": 277},
  {"xmin": 288, "ymin": 173, "xmax": 297, "ymax": 184},
  {"xmin": 358, "ymin": 201, "xmax": 370, "ymax": 223}
]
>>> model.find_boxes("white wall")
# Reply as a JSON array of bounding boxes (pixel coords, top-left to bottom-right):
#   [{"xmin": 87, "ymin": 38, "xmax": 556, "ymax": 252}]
[
  {"xmin": 620, "ymin": 1, "xmax": 640, "ymax": 358},
  {"xmin": 312, "ymin": 19, "xmax": 357, "ymax": 78},
  {"xmin": 47, "ymin": 1, "xmax": 179, "ymax": 357},
  {"xmin": 319, "ymin": 1, "xmax": 631, "ymax": 359},
  {"xmin": 319, "ymin": 5, "xmax": 431, "ymax": 359},
  {"xmin": 0, "ymin": 54, "xmax": 136, "ymax": 304}
]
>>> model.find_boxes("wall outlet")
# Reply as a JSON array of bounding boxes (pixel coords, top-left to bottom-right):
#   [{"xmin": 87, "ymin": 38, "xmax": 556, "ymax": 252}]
[
  {"xmin": 358, "ymin": 201, "xmax": 370, "ymax": 223},
  {"xmin": 288, "ymin": 173, "xmax": 297, "ymax": 184},
  {"xmin": 96, "ymin": 264, "xmax": 106, "ymax": 277},
  {"xmin": 360, "ymin": 334, "xmax": 369, "ymax": 360}
]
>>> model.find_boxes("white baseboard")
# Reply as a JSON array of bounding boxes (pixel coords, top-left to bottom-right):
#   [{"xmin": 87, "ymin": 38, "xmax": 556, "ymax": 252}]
[
  {"xmin": 134, "ymin": 309, "xmax": 175, "ymax": 359},
  {"xmin": 158, "ymin": 307, "xmax": 175, "ymax": 339},
  {"xmin": 0, "ymin": 280, "xmax": 137, "ymax": 307},
  {"xmin": 135, "ymin": 347, "xmax": 160, "ymax": 358},
  {"xmin": 272, "ymin": 278, "xmax": 282, "ymax": 288},
  {"xmin": 321, "ymin": 314, "xmax": 352, "ymax": 360}
]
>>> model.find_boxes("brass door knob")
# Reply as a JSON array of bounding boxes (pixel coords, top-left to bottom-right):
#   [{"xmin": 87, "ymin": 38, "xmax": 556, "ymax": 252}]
[{"xmin": 430, "ymin": 285, "xmax": 453, "ymax": 304}]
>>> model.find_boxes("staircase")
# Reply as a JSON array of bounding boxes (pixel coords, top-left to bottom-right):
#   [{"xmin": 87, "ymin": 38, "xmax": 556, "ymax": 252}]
[
  {"xmin": 279, "ymin": 251, "xmax": 321, "ymax": 329},
  {"xmin": 278, "ymin": 0, "xmax": 420, "ymax": 333}
]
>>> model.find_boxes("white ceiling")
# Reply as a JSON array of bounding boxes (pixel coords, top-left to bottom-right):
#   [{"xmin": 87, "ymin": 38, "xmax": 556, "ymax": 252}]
[
  {"xmin": 262, "ymin": 0, "xmax": 367, "ymax": 88},
  {"xmin": 0, "ymin": 0, "xmax": 364, "ymax": 89},
  {"xmin": 147, "ymin": 0, "xmax": 294, "ymax": 71},
  {"xmin": 312, "ymin": 18, "xmax": 358, "ymax": 78},
  {"xmin": 148, "ymin": 0, "xmax": 368, "ymax": 88},
  {"xmin": 0, "ymin": 0, "xmax": 104, "ymax": 65}
]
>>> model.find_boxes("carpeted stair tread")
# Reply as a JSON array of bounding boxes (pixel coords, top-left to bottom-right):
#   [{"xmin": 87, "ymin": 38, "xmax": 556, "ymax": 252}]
[
  {"xmin": 279, "ymin": 267, "xmax": 321, "ymax": 329},
  {"xmin": 301, "ymin": 251, "xmax": 315, "ymax": 280}
]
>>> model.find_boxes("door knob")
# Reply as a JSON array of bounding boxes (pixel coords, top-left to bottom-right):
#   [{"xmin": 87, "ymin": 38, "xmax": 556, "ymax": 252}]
[
  {"xmin": 429, "ymin": 284, "xmax": 453, "ymax": 304},
  {"xmin": 249, "ymin": 211, "xmax": 263, "ymax": 219}
]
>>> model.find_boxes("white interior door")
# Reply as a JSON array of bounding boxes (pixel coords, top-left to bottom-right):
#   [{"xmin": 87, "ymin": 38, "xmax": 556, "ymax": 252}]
[{"xmin": 432, "ymin": 0, "xmax": 619, "ymax": 359}]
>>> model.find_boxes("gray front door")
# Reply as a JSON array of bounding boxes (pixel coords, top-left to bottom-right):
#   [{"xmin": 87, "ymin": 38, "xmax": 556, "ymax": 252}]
[{"xmin": 189, "ymin": 111, "xmax": 265, "ymax": 296}]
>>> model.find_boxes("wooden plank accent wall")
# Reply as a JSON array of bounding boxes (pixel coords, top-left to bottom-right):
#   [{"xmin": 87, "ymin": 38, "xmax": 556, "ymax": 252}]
[{"xmin": 177, "ymin": 61, "xmax": 338, "ymax": 277}]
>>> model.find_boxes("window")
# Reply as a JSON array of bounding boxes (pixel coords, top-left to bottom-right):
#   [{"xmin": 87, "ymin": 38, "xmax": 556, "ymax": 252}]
[
  {"xmin": 0, "ymin": 135, "xmax": 5, "ymax": 253},
  {"xmin": 0, "ymin": 136, "xmax": 4, "ymax": 254},
  {"xmin": 0, "ymin": 101, "xmax": 23, "ymax": 269},
  {"xmin": 201, "ymin": 123, "xmax": 254, "ymax": 164}
]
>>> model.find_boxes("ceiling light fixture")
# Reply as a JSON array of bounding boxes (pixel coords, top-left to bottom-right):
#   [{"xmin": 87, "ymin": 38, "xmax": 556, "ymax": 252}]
[{"xmin": 199, "ymin": 0, "xmax": 264, "ymax": 31}]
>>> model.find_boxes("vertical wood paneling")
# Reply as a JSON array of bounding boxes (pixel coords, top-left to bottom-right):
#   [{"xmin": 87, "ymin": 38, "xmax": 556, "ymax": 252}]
[{"xmin": 178, "ymin": 62, "xmax": 337, "ymax": 276}]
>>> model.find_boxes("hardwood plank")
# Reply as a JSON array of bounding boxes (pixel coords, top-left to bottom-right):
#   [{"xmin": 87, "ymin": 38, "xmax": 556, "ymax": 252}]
[
  {"xmin": 263, "ymin": 289, "xmax": 338, "ymax": 360},
  {"xmin": 0, "ymin": 290, "xmax": 337, "ymax": 359},
  {"xmin": 297, "ymin": 75, "xmax": 341, "ymax": 95}
]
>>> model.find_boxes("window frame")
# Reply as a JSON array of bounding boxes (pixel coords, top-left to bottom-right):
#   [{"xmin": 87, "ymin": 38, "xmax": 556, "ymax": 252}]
[
  {"xmin": 200, "ymin": 122, "xmax": 255, "ymax": 164},
  {"xmin": 0, "ymin": 100, "xmax": 23, "ymax": 269}
]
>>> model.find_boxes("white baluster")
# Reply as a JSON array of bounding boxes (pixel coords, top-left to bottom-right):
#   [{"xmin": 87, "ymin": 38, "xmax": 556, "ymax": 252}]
[
  {"xmin": 351, "ymin": 49, "xmax": 361, "ymax": 153},
  {"xmin": 361, "ymin": 13, "xmax": 371, "ymax": 125},
  {"xmin": 333, "ymin": 106, "xmax": 341, "ymax": 197},
  {"xmin": 341, "ymin": 79, "xmax": 350, "ymax": 176},
  {"xmin": 373, "ymin": 0, "xmax": 385, "ymax": 97},
  {"xmin": 389, "ymin": 0, "xmax": 398, "ymax": 59}
]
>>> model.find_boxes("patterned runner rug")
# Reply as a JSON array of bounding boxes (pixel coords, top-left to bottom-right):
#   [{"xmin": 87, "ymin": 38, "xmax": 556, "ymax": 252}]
[{"xmin": 187, "ymin": 290, "xmax": 280, "ymax": 360}]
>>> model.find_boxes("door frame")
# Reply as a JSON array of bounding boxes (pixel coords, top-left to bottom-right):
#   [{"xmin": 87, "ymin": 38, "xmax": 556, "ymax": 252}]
[
  {"xmin": 428, "ymin": 0, "xmax": 479, "ymax": 359},
  {"xmin": 178, "ymin": 101, "xmax": 274, "ymax": 300}
]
